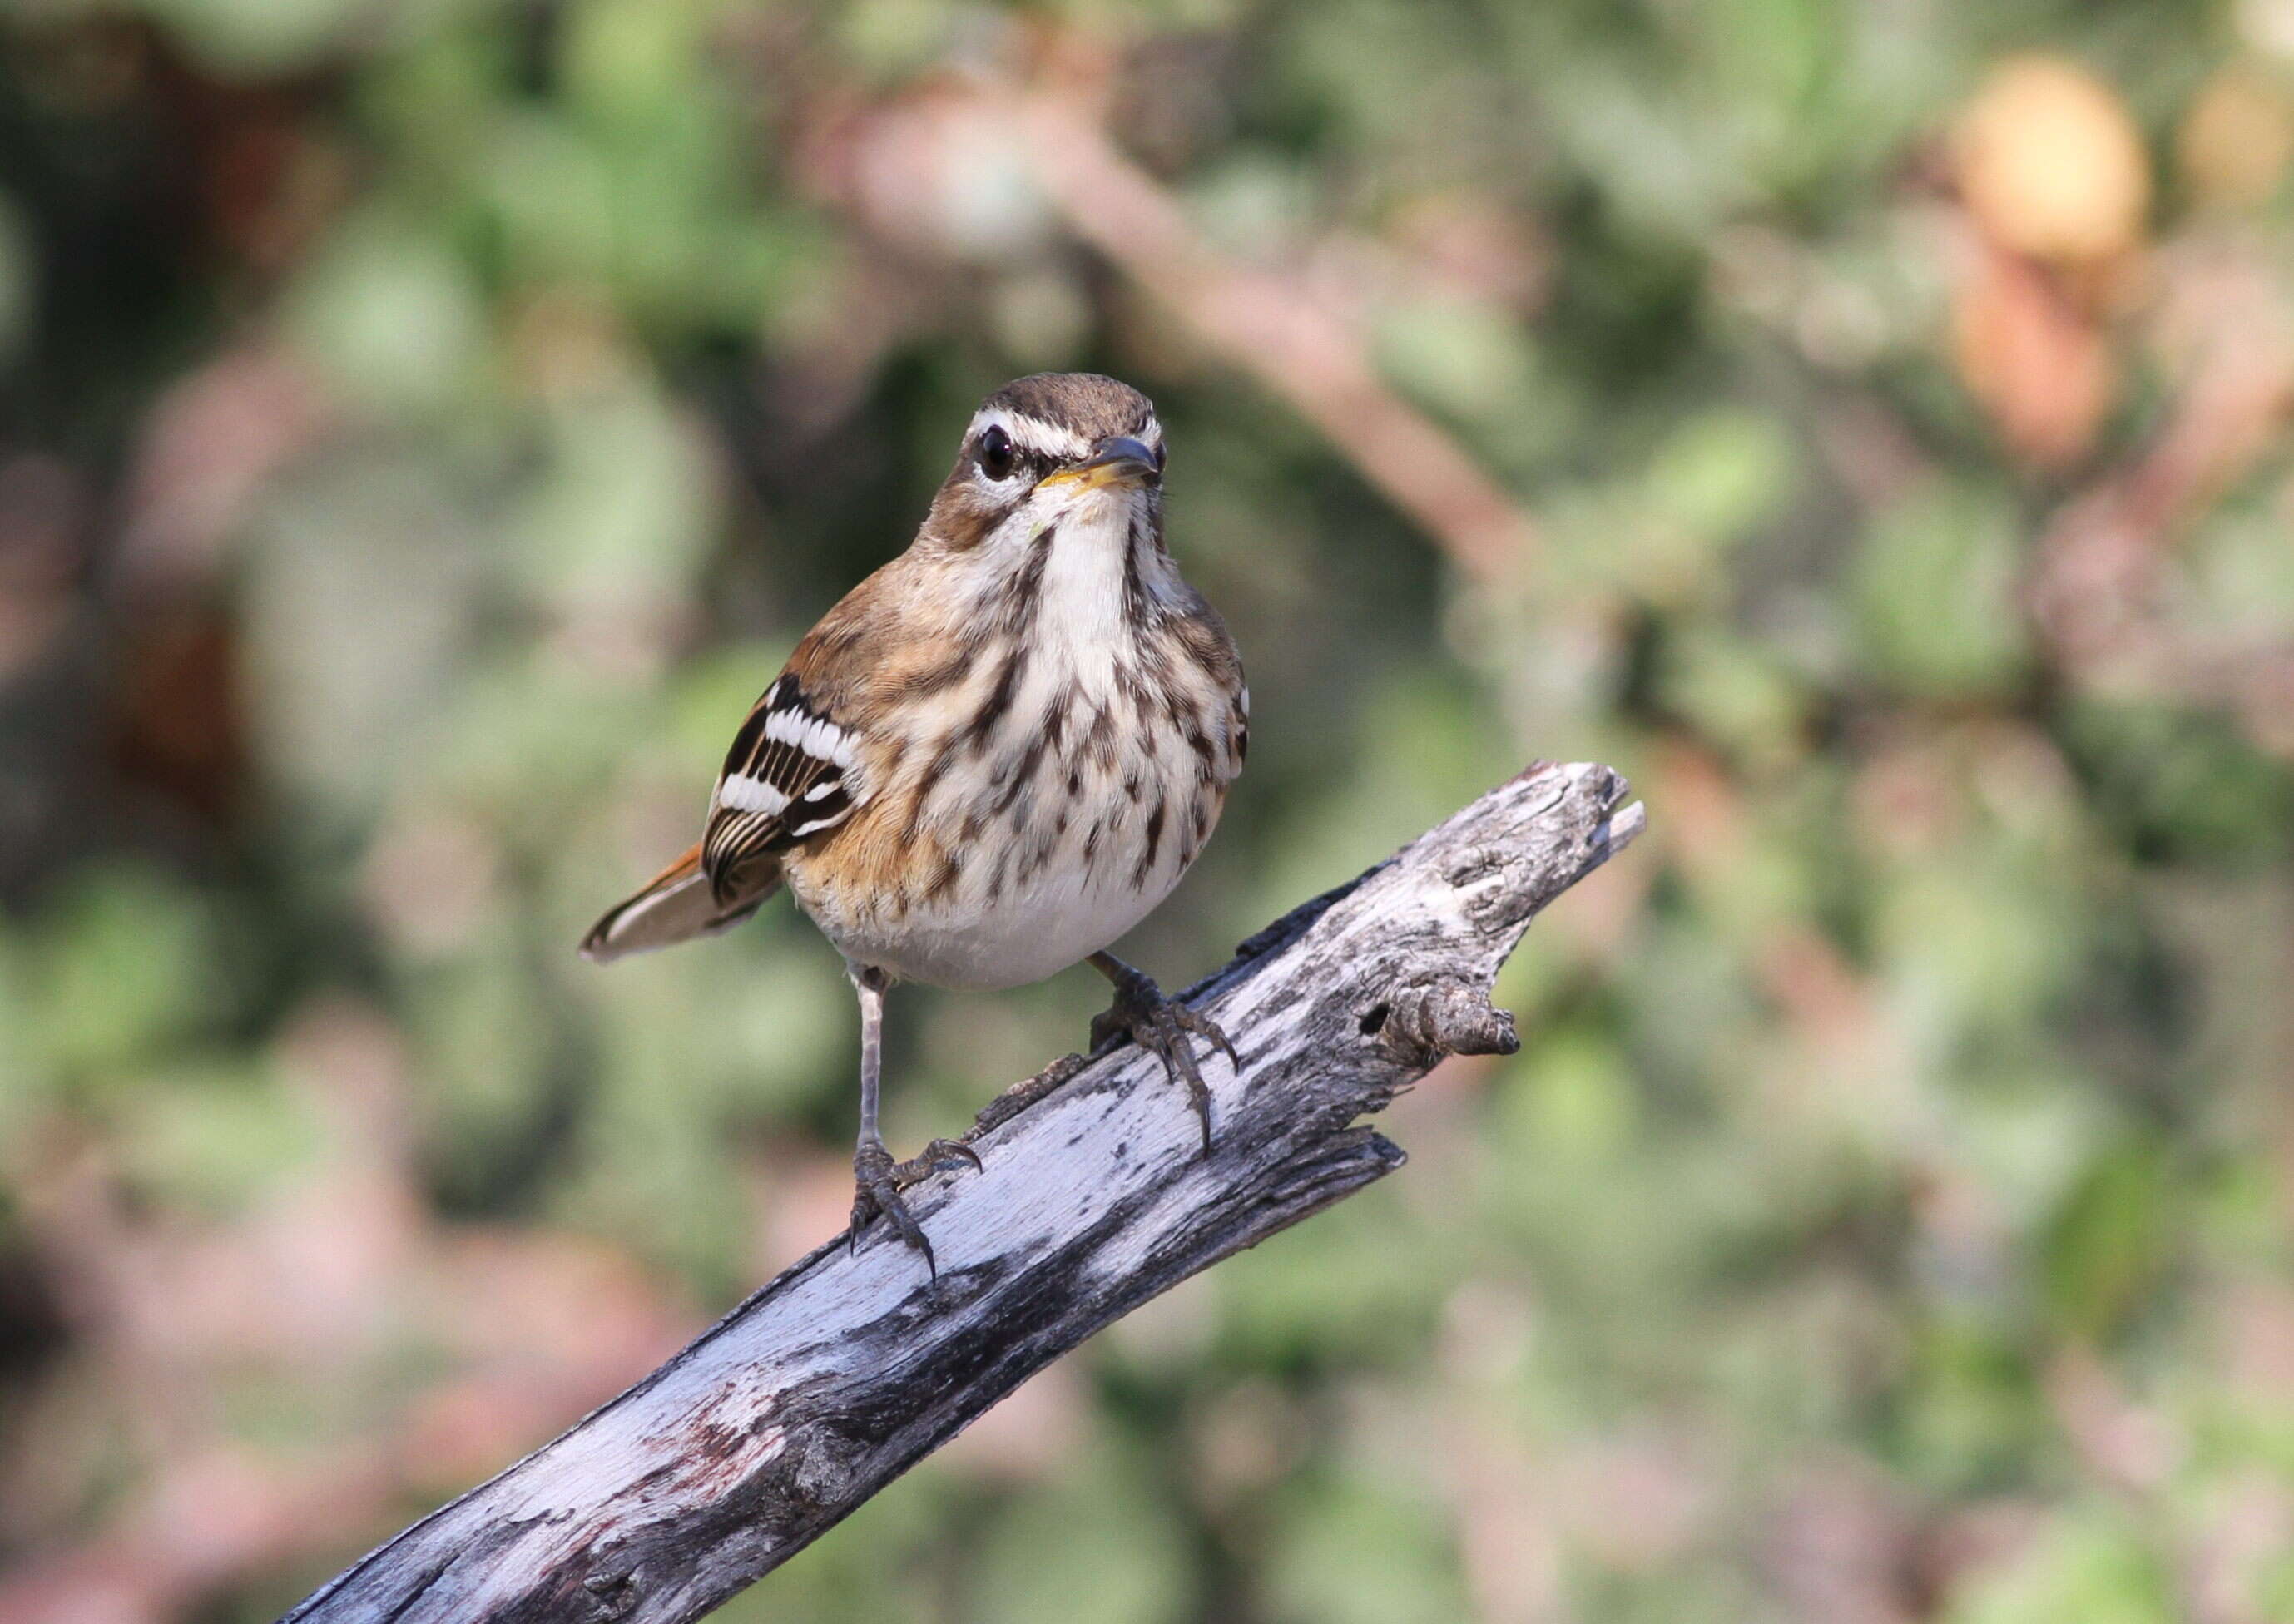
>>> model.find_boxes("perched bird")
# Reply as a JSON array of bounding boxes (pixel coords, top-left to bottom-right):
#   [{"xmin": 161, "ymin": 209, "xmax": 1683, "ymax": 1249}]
[{"xmin": 582, "ymin": 373, "xmax": 1247, "ymax": 1273}]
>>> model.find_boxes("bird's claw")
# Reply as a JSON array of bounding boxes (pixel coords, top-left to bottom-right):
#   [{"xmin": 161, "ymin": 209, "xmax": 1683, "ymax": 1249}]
[
  {"xmin": 849, "ymin": 1137, "xmax": 983, "ymax": 1279},
  {"xmin": 1091, "ymin": 972, "xmax": 1239, "ymax": 1154}
]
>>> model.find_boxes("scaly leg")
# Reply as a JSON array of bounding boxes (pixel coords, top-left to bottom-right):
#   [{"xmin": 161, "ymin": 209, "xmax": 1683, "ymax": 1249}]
[
  {"xmin": 846, "ymin": 963, "xmax": 980, "ymax": 1279},
  {"xmin": 1085, "ymin": 952, "xmax": 1240, "ymax": 1153}
]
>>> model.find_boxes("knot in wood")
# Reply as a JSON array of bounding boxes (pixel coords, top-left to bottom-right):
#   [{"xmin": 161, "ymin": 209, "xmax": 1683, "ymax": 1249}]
[
  {"xmin": 788, "ymin": 1427, "xmax": 872, "ymax": 1508},
  {"xmin": 1444, "ymin": 847, "xmax": 1513, "ymax": 889},
  {"xmin": 1380, "ymin": 982, "xmax": 1519, "ymax": 1061},
  {"xmin": 582, "ymin": 1570, "xmax": 637, "ymax": 1619}
]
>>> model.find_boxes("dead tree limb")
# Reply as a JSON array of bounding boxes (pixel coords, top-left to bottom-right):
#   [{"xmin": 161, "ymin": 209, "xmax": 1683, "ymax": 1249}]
[{"xmin": 282, "ymin": 760, "xmax": 1643, "ymax": 1624}]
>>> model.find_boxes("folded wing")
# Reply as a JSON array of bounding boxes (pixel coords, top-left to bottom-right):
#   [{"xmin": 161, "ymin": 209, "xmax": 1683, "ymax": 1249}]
[{"xmin": 700, "ymin": 672, "xmax": 864, "ymax": 902}]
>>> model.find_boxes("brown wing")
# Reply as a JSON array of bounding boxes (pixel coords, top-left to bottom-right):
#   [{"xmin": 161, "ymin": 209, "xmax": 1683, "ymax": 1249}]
[{"xmin": 700, "ymin": 669, "xmax": 863, "ymax": 902}]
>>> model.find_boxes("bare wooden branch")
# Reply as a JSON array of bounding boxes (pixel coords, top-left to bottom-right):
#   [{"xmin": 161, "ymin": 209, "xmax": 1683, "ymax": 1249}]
[{"xmin": 282, "ymin": 761, "xmax": 1642, "ymax": 1624}]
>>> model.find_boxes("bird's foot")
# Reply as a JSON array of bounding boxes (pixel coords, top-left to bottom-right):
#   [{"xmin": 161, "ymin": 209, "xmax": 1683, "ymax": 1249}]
[
  {"xmin": 1089, "ymin": 967, "xmax": 1239, "ymax": 1153},
  {"xmin": 849, "ymin": 1137, "xmax": 983, "ymax": 1278}
]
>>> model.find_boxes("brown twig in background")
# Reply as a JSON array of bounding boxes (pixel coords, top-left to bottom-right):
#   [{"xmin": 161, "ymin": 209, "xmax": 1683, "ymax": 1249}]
[
  {"xmin": 2026, "ymin": 252, "xmax": 2294, "ymax": 743},
  {"xmin": 996, "ymin": 63, "xmax": 1540, "ymax": 584}
]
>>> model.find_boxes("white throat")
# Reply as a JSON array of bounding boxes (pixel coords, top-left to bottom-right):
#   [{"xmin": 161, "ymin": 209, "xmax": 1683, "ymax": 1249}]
[
  {"xmin": 970, "ymin": 483, "xmax": 1173, "ymax": 726},
  {"xmin": 1037, "ymin": 487, "xmax": 1141, "ymax": 651}
]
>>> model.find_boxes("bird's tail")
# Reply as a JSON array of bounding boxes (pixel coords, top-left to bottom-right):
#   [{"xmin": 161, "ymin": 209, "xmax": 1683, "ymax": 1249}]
[{"xmin": 579, "ymin": 843, "xmax": 780, "ymax": 963}]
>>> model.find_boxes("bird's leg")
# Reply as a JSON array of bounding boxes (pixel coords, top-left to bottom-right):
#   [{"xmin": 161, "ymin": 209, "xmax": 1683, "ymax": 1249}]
[
  {"xmin": 845, "ymin": 963, "xmax": 980, "ymax": 1279},
  {"xmin": 1085, "ymin": 951, "xmax": 1239, "ymax": 1153}
]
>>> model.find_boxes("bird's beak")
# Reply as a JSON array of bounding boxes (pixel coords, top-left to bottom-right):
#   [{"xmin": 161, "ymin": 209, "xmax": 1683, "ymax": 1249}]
[{"xmin": 1039, "ymin": 436, "xmax": 1160, "ymax": 492}]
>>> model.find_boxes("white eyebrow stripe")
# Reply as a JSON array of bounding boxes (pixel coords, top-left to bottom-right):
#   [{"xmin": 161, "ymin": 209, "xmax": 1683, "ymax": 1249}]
[{"xmin": 966, "ymin": 406, "xmax": 1092, "ymax": 463}]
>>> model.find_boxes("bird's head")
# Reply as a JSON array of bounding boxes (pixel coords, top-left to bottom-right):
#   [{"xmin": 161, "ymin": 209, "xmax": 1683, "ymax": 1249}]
[{"xmin": 922, "ymin": 373, "xmax": 1166, "ymax": 557}]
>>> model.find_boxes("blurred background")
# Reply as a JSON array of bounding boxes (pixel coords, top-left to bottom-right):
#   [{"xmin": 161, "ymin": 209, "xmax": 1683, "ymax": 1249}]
[{"xmin": 3, "ymin": 0, "xmax": 2294, "ymax": 1619}]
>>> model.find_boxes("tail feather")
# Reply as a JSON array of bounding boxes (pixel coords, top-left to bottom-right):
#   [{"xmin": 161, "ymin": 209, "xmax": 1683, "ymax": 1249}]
[{"xmin": 580, "ymin": 843, "xmax": 780, "ymax": 963}]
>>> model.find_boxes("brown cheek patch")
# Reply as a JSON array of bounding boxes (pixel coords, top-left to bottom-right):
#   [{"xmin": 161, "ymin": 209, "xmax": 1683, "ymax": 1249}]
[{"xmin": 926, "ymin": 483, "xmax": 1011, "ymax": 551}]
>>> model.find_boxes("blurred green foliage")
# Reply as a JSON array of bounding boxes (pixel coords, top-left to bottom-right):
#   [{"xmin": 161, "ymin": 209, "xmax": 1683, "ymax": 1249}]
[{"xmin": 4, "ymin": 0, "xmax": 2294, "ymax": 1620}]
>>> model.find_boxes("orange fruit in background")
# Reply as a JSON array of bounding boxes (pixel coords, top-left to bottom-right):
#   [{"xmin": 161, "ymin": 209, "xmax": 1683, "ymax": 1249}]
[{"xmin": 1955, "ymin": 56, "xmax": 2151, "ymax": 264}]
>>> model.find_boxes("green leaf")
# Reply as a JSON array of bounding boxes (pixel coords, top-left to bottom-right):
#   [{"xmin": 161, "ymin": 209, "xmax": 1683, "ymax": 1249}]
[
  {"xmin": 968, "ymin": 1461, "xmax": 1192, "ymax": 1624},
  {"xmin": 1852, "ymin": 478, "xmax": 2030, "ymax": 697},
  {"xmin": 2043, "ymin": 1139, "xmax": 2175, "ymax": 1344}
]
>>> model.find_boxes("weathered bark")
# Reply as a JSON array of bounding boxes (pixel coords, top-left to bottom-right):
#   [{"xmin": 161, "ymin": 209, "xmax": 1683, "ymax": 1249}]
[{"xmin": 283, "ymin": 761, "xmax": 1643, "ymax": 1624}]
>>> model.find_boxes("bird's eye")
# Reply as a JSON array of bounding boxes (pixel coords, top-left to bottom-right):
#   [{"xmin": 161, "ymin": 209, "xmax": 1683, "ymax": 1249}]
[
  {"xmin": 977, "ymin": 425, "xmax": 1016, "ymax": 480},
  {"xmin": 1151, "ymin": 441, "xmax": 1167, "ymax": 471}
]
